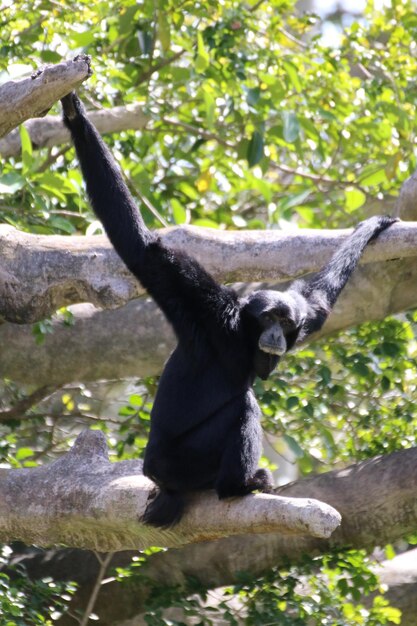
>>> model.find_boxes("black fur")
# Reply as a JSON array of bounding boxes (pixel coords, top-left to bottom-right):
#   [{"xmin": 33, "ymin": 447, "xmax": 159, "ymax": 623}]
[{"xmin": 61, "ymin": 92, "xmax": 397, "ymax": 527}]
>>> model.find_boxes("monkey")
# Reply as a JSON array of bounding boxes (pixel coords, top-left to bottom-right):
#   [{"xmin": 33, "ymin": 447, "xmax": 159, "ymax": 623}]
[{"xmin": 61, "ymin": 91, "xmax": 397, "ymax": 527}]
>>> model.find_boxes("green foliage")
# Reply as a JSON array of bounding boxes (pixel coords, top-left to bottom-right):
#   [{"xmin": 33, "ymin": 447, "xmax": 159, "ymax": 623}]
[
  {"xmin": 2, "ymin": 0, "xmax": 417, "ymax": 232},
  {"xmin": 256, "ymin": 311, "xmax": 417, "ymax": 471},
  {"xmin": 0, "ymin": 547, "xmax": 76, "ymax": 624},
  {"xmin": 113, "ymin": 550, "xmax": 401, "ymax": 625}
]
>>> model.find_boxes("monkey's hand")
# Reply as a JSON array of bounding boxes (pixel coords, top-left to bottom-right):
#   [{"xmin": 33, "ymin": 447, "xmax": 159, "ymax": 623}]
[
  {"xmin": 61, "ymin": 55, "xmax": 92, "ymax": 122},
  {"xmin": 356, "ymin": 215, "xmax": 400, "ymax": 242},
  {"xmin": 61, "ymin": 91, "xmax": 85, "ymax": 123}
]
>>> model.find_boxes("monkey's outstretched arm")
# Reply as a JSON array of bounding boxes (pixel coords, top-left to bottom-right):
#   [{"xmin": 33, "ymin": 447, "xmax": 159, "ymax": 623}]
[
  {"xmin": 293, "ymin": 215, "xmax": 398, "ymax": 340},
  {"xmin": 61, "ymin": 92, "xmax": 239, "ymax": 343}
]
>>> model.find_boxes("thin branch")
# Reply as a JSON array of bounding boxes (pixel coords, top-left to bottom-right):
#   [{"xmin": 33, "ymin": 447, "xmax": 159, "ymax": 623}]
[
  {"xmin": 249, "ymin": 0, "xmax": 266, "ymax": 12},
  {"xmin": 125, "ymin": 176, "xmax": 169, "ymax": 228},
  {"xmin": 36, "ymin": 145, "xmax": 71, "ymax": 174},
  {"xmin": 79, "ymin": 552, "xmax": 114, "ymax": 626},
  {"xmin": 271, "ymin": 161, "xmax": 363, "ymax": 188},
  {"xmin": 0, "ymin": 385, "xmax": 59, "ymax": 422},
  {"xmin": 277, "ymin": 27, "xmax": 308, "ymax": 49},
  {"xmin": 159, "ymin": 117, "xmax": 235, "ymax": 149},
  {"xmin": 138, "ymin": 49, "xmax": 186, "ymax": 85}
]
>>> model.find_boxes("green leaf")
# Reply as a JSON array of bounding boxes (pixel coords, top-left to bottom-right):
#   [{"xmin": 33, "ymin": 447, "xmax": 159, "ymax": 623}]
[
  {"xmin": 129, "ymin": 394, "xmax": 143, "ymax": 406},
  {"xmin": 345, "ymin": 187, "xmax": 366, "ymax": 211},
  {"xmin": 171, "ymin": 198, "xmax": 187, "ymax": 224},
  {"xmin": 0, "ymin": 172, "xmax": 25, "ymax": 195},
  {"xmin": 70, "ymin": 29, "xmax": 95, "ymax": 46},
  {"xmin": 286, "ymin": 396, "xmax": 299, "ymax": 410},
  {"xmin": 119, "ymin": 5, "xmax": 140, "ymax": 35},
  {"xmin": 282, "ymin": 111, "xmax": 299, "ymax": 143},
  {"xmin": 247, "ymin": 130, "xmax": 264, "ymax": 167},
  {"xmin": 49, "ymin": 216, "xmax": 76, "ymax": 234},
  {"xmin": 352, "ymin": 362, "xmax": 370, "ymax": 377},
  {"xmin": 195, "ymin": 32, "xmax": 209, "ymax": 73},
  {"xmin": 35, "ymin": 172, "xmax": 78, "ymax": 194},
  {"xmin": 280, "ymin": 189, "xmax": 311, "ymax": 211},
  {"xmin": 20, "ymin": 124, "xmax": 33, "ymax": 173},
  {"xmin": 358, "ymin": 166, "xmax": 387, "ymax": 187},
  {"xmin": 137, "ymin": 30, "xmax": 154, "ymax": 55},
  {"xmin": 40, "ymin": 50, "xmax": 62, "ymax": 64},
  {"xmin": 203, "ymin": 89, "xmax": 215, "ymax": 129},
  {"xmin": 193, "ymin": 218, "xmax": 219, "ymax": 228},
  {"xmin": 283, "ymin": 434, "xmax": 304, "ymax": 458},
  {"xmin": 246, "ymin": 87, "xmax": 261, "ymax": 106},
  {"xmin": 283, "ymin": 60, "xmax": 302, "ymax": 93},
  {"xmin": 15, "ymin": 447, "xmax": 33, "ymax": 460},
  {"xmin": 158, "ymin": 12, "xmax": 170, "ymax": 52}
]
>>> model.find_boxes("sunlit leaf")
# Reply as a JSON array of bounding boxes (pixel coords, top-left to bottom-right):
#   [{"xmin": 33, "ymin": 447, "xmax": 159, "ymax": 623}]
[
  {"xmin": 195, "ymin": 32, "xmax": 210, "ymax": 73},
  {"xmin": 196, "ymin": 170, "xmax": 212, "ymax": 192},
  {"xmin": 345, "ymin": 187, "xmax": 366, "ymax": 211}
]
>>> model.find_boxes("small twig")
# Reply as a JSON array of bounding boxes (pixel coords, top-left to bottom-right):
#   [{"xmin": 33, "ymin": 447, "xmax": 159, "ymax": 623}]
[
  {"xmin": 79, "ymin": 552, "xmax": 114, "ymax": 626},
  {"xmin": 277, "ymin": 27, "xmax": 308, "ymax": 49},
  {"xmin": 126, "ymin": 176, "xmax": 169, "ymax": 227},
  {"xmin": 271, "ymin": 161, "xmax": 367, "ymax": 191},
  {"xmin": 249, "ymin": 0, "xmax": 265, "ymax": 11},
  {"xmin": 0, "ymin": 385, "xmax": 59, "ymax": 422},
  {"xmin": 159, "ymin": 117, "xmax": 235, "ymax": 149},
  {"xmin": 138, "ymin": 49, "xmax": 186, "ymax": 85},
  {"xmin": 36, "ymin": 145, "xmax": 71, "ymax": 173}
]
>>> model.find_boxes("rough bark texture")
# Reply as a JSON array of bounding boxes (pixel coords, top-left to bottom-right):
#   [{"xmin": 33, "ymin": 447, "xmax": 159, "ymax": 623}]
[
  {"xmin": 9, "ymin": 446, "xmax": 417, "ymax": 625},
  {"xmin": 0, "ymin": 104, "xmax": 149, "ymax": 157},
  {"xmin": 0, "ymin": 221, "xmax": 415, "ymax": 324},
  {"xmin": 0, "ymin": 430, "xmax": 341, "ymax": 551},
  {"xmin": 0, "ymin": 57, "xmax": 91, "ymax": 138}
]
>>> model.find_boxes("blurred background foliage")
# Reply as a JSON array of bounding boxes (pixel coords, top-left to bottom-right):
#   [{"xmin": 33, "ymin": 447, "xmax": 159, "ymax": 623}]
[{"xmin": 1, "ymin": 0, "xmax": 417, "ymax": 623}]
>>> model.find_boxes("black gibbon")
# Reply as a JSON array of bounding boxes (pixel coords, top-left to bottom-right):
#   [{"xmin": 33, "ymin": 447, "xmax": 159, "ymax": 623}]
[{"xmin": 62, "ymin": 91, "xmax": 397, "ymax": 527}]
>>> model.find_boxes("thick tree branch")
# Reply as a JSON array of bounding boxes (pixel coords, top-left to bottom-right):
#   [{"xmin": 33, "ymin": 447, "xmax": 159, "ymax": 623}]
[
  {"xmin": 0, "ymin": 430, "xmax": 340, "ymax": 550},
  {"xmin": 10, "ymin": 446, "xmax": 417, "ymax": 626},
  {"xmin": 2, "ymin": 256, "xmax": 417, "ymax": 385},
  {"xmin": 0, "ymin": 221, "xmax": 415, "ymax": 323},
  {"xmin": 0, "ymin": 58, "xmax": 91, "ymax": 138}
]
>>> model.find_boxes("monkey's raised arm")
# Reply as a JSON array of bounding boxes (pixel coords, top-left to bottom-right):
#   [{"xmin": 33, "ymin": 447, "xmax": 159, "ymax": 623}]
[
  {"xmin": 61, "ymin": 92, "xmax": 239, "ymax": 343},
  {"xmin": 293, "ymin": 215, "xmax": 398, "ymax": 341}
]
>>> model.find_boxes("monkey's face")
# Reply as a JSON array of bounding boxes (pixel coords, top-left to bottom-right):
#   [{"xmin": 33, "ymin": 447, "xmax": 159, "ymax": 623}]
[
  {"xmin": 242, "ymin": 289, "xmax": 308, "ymax": 379},
  {"xmin": 257, "ymin": 310, "xmax": 294, "ymax": 356}
]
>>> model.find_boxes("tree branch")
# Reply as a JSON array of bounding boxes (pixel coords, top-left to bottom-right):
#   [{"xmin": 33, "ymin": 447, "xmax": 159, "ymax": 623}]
[
  {"xmin": 0, "ymin": 103, "xmax": 149, "ymax": 158},
  {"xmin": 0, "ymin": 430, "xmax": 341, "ymax": 551},
  {"xmin": 0, "ymin": 385, "xmax": 59, "ymax": 422},
  {"xmin": 0, "ymin": 221, "xmax": 415, "ymax": 323},
  {"xmin": 10, "ymin": 446, "xmax": 417, "ymax": 625},
  {"xmin": 0, "ymin": 57, "xmax": 91, "ymax": 138}
]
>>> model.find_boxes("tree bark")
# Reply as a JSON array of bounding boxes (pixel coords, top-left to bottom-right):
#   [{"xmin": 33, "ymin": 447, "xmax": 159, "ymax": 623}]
[
  {"xmin": 0, "ymin": 57, "xmax": 91, "ymax": 138},
  {"xmin": 2, "ymin": 244, "xmax": 417, "ymax": 385},
  {"xmin": 0, "ymin": 430, "xmax": 340, "ymax": 551},
  {"xmin": 1, "ymin": 221, "xmax": 415, "ymax": 324},
  {"xmin": 8, "ymin": 446, "xmax": 417, "ymax": 625}
]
